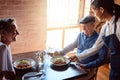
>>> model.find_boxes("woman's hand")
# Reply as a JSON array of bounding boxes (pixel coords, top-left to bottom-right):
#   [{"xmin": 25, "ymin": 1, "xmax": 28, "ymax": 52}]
[
  {"xmin": 76, "ymin": 63, "xmax": 86, "ymax": 70},
  {"xmin": 76, "ymin": 63, "xmax": 90, "ymax": 72},
  {"xmin": 69, "ymin": 55, "xmax": 79, "ymax": 62}
]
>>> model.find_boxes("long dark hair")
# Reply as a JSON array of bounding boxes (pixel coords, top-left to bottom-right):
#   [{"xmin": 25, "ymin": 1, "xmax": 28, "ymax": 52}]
[{"xmin": 91, "ymin": 0, "xmax": 120, "ymax": 22}]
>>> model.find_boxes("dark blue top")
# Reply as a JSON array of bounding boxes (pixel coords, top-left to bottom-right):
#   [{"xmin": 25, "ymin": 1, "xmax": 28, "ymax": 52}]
[{"xmin": 61, "ymin": 31, "xmax": 107, "ymax": 69}]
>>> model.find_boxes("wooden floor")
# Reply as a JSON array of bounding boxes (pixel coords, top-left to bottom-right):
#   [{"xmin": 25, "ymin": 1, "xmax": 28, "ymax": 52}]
[{"xmin": 97, "ymin": 64, "xmax": 110, "ymax": 80}]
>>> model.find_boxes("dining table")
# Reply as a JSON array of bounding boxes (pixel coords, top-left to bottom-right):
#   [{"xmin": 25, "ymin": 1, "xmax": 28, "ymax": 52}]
[{"xmin": 12, "ymin": 51, "xmax": 95, "ymax": 80}]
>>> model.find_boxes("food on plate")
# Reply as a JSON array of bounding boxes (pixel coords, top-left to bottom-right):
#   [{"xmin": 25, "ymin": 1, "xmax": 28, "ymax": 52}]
[
  {"xmin": 52, "ymin": 57, "xmax": 66, "ymax": 65},
  {"xmin": 16, "ymin": 59, "xmax": 32, "ymax": 69}
]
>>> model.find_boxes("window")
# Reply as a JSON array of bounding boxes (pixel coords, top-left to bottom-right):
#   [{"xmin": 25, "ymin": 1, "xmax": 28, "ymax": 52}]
[
  {"xmin": 47, "ymin": 0, "xmax": 80, "ymax": 27},
  {"xmin": 46, "ymin": 30, "xmax": 63, "ymax": 49},
  {"xmin": 64, "ymin": 28, "xmax": 80, "ymax": 47},
  {"xmin": 46, "ymin": 0, "xmax": 91, "ymax": 50},
  {"xmin": 84, "ymin": 0, "xmax": 91, "ymax": 16}
]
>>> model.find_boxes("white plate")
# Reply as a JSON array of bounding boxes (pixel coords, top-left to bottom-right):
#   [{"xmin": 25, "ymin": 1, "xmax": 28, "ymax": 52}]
[{"xmin": 13, "ymin": 58, "xmax": 36, "ymax": 70}]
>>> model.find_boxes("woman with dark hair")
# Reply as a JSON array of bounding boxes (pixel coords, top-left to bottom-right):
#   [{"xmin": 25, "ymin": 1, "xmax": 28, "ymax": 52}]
[
  {"xmin": 68, "ymin": 0, "xmax": 120, "ymax": 80},
  {"xmin": 0, "ymin": 18, "xmax": 19, "ymax": 80}
]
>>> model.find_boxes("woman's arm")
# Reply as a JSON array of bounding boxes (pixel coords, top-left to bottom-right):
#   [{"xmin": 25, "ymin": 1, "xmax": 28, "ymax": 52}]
[{"xmin": 84, "ymin": 45, "xmax": 108, "ymax": 68}]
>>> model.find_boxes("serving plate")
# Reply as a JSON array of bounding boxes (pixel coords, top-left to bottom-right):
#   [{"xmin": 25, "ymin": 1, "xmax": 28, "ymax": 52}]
[
  {"xmin": 51, "ymin": 56, "xmax": 70, "ymax": 66},
  {"xmin": 13, "ymin": 58, "xmax": 36, "ymax": 70},
  {"xmin": 50, "ymin": 56, "xmax": 70, "ymax": 71}
]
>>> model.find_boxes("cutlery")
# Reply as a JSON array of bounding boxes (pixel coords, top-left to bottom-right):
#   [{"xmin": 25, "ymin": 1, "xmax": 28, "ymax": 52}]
[{"xmin": 24, "ymin": 73, "xmax": 42, "ymax": 79}]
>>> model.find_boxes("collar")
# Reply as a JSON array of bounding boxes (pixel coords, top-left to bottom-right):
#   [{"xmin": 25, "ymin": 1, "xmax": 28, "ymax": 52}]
[
  {"xmin": 83, "ymin": 31, "xmax": 97, "ymax": 40},
  {"xmin": 106, "ymin": 15, "xmax": 115, "ymax": 25}
]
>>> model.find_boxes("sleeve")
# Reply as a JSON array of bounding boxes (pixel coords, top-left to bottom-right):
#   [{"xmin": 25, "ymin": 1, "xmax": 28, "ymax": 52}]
[
  {"xmin": 84, "ymin": 45, "xmax": 108, "ymax": 69},
  {"xmin": 60, "ymin": 33, "xmax": 80, "ymax": 55},
  {"xmin": 77, "ymin": 23, "xmax": 107, "ymax": 61},
  {"xmin": 0, "ymin": 44, "xmax": 14, "ymax": 72},
  {"xmin": 0, "ymin": 45, "xmax": 6, "ymax": 71}
]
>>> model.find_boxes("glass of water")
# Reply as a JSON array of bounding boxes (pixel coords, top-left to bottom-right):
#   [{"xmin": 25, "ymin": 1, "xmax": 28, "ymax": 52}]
[{"xmin": 35, "ymin": 51, "xmax": 45, "ymax": 73}]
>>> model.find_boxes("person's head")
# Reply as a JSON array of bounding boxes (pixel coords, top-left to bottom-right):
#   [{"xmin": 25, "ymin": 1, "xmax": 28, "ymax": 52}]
[
  {"xmin": 91, "ymin": 0, "xmax": 115, "ymax": 21},
  {"xmin": 0, "ymin": 18, "xmax": 19, "ymax": 45},
  {"xmin": 79, "ymin": 16, "xmax": 96, "ymax": 37}
]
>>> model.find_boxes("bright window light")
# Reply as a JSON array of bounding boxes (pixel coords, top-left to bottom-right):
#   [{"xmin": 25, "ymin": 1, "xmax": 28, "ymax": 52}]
[
  {"xmin": 84, "ymin": 0, "xmax": 91, "ymax": 16},
  {"xmin": 46, "ymin": 30, "xmax": 62, "ymax": 49},
  {"xmin": 47, "ymin": 0, "xmax": 80, "ymax": 27},
  {"xmin": 46, "ymin": 0, "xmax": 91, "ymax": 50},
  {"xmin": 64, "ymin": 28, "xmax": 80, "ymax": 47}
]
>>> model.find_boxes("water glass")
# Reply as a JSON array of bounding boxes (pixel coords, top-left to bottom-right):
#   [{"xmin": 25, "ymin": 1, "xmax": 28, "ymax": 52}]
[{"xmin": 35, "ymin": 51, "xmax": 45, "ymax": 72}]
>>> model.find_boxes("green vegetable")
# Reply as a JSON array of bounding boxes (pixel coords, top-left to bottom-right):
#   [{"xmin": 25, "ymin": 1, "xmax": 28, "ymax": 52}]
[{"xmin": 20, "ymin": 60, "xmax": 27, "ymax": 64}]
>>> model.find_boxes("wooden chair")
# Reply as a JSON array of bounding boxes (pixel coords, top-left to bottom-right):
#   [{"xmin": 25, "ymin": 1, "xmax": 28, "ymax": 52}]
[
  {"xmin": 2, "ymin": 71, "xmax": 16, "ymax": 80},
  {"xmin": 88, "ymin": 68, "xmax": 98, "ymax": 80}
]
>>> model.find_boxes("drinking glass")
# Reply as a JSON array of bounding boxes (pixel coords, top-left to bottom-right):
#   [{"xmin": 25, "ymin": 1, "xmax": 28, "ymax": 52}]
[{"xmin": 35, "ymin": 51, "xmax": 45, "ymax": 73}]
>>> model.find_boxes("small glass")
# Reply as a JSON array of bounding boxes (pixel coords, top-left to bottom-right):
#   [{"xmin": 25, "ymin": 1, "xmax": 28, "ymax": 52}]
[{"xmin": 35, "ymin": 51, "xmax": 45, "ymax": 73}]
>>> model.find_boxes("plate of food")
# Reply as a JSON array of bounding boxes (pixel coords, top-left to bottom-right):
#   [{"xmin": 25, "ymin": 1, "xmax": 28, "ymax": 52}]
[
  {"xmin": 13, "ymin": 58, "xmax": 36, "ymax": 70},
  {"xmin": 51, "ymin": 56, "xmax": 69, "ymax": 66},
  {"xmin": 50, "ymin": 56, "xmax": 70, "ymax": 71}
]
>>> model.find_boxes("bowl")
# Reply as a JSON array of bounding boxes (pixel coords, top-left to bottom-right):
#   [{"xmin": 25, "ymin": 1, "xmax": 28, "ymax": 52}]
[
  {"xmin": 13, "ymin": 58, "xmax": 36, "ymax": 70},
  {"xmin": 51, "ymin": 56, "xmax": 70, "ymax": 66},
  {"xmin": 50, "ymin": 56, "xmax": 70, "ymax": 71}
]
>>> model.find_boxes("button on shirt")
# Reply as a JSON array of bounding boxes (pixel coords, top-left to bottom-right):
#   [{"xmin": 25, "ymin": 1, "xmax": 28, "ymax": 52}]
[{"xmin": 77, "ymin": 16, "xmax": 120, "ymax": 61}]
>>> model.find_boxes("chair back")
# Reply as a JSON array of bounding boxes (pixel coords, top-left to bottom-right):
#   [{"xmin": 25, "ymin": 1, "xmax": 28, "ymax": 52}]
[{"xmin": 88, "ymin": 68, "xmax": 98, "ymax": 80}]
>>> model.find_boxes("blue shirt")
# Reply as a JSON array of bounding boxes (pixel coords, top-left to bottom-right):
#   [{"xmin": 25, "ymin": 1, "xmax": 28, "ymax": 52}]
[{"xmin": 60, "ymin": 31, "xmax": 107, "ymax": 69}]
